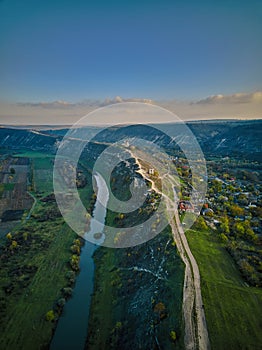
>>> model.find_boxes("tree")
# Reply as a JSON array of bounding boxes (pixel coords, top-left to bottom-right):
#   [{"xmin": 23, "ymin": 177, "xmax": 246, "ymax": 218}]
[
  {"xmin": 10, "ymin": 168, "xmax": 15, "ymax": 174},
  {"xmin": 73, "ymin": 238, "xmax": 81, "ymax": 246},
  {"xmin": 211, "ymin": 179, "xmax": 222, "ymax": 193},
  {"xmin": 71, "ymin": 244, "xmax": 80, "ymax": 255},
  {"xmin": 194, "ymin": 216, "xmax": 208, "ymax": 231},
  {"xmin": 230, "ymin": 204, "xmax": 244, "ymax": 217},
  {"xmin": 62, "ymin": 287, "xmax": 73, "ymax": 298},
  {"xmin": 170, "ymin": 330, "xmax": 177, "ymax": 342},
  {"xmin": 154, "ymin": 302, "xmax": 167, "ymax": 320},
  {"xmin": 6, "ymin": 232, "xmax": 12, "ymax": 240},
  {"xmin": 70, "ymin": 254, "xmax": 80, "ymax": 271},
  {"xmin": 220, "ymin": 233, "xmax": 229, "ymax": 244},
  {"xmin": 56, "ymin": 298, "xmax": 66, "ymax": 308},
  {"xmin": 232, "ymin": 222, "xmax": 245, "ymax": 237},
  {"xmin": 115, "ymin": 321, "xmax": 122, "ymax": 330},
  {"xmin": 237, "ymin": 194, "xmax": 248, "ymax": 206},
  {"xmin": 23, "ymin": 232, "xmax": 28, "ymax": 241},
  {"xmin": 220, "ymin": 216, "xmax": 230, "ymax": 235},
  {"xmin": 66, "ymin": 270, "xmax": 76, "ymax": 285},
  {"xmin": 45, "ymin": 310, "xmax": 55, "ymax": 321},
  {"xmin": 10, "ymin": 240, "xmax": 18, "ymax": 250},
  {"xmin": 118, "ymin": 213, "xmax": 125, "ymax": 220}
]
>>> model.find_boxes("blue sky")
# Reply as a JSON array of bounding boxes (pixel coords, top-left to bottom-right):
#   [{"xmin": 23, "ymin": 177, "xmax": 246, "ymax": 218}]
[{"xmin": 0, "ymin": 0, "xmax": 262, "ymax": 105}]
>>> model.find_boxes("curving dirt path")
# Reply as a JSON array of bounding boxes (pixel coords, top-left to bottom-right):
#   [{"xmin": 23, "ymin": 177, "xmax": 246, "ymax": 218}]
[{"xmin": 172, "ymin": 206, "xmax": 210, "ymax": 350}]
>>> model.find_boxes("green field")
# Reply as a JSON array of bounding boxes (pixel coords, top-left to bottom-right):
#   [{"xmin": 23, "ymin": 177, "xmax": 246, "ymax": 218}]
[
  {"xmin": 0, "ymin": 205, "xmax": 76, "ymax": 350},
  {"xmin": 13, "ymin": 151, "xmax": 54, "ymax": 159},
  {"xmin": 0, "ymin": 152, "xmax": 94, "ymax": 349},
  {"xmin": 13, "ymin": 150, "xmax": 54, "ymax": 194},
  {"xmin": 186, "ymin": 229, "xmax": 262, "ymax": 350},
  {"xmin": 0, "ymin": 183, "xmax": 15, "ymax": 198},
  {"xmin": 32, "ymin": 155, "xmax": 54, "ymax": 194}
]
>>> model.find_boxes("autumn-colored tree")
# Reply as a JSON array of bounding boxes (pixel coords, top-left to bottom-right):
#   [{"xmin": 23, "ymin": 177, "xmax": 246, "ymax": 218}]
[
  {"xmin": 154, "ymin": 302, "xmax": 167, "ymax": 320},
  {"xmin": 45, "ymin": 310, "xmax": 55, "ymax": 321},
  {"xmin": 70, "ymin": 254, "xmax": 80, "ymax": 271},
  {"xmin": 73, "ymin": 238, "xmax": 81, "ymax": 246},
  {"xmin": 154, "ymin": 302, "xmax": 166, "ymax": 313},
  {"xmin": 220, "ymin": 233, "xmax": 229, "ymax": 244},
  {"xmin": 6, "ymin": 232, "xmax": 12, "ymax": 240},
  {"xmin": 211, "ymin": 179, "xmax": 222, "ymax": 193},
  {"xmin": 10, "ymin": 240, "xmax": 18, "ymax": 250},
  {"xmin": 170, "ymin": 330, "xmax": 177, "ymax": 342},
  {"xmin": 220, "ymin": 216, "xmax": 230, "ymax": 235},
  {"xmin": 71, "ymin": 244, "xmax": 80, "ymax": 255},
  {"xmin": 230, "ymin": 204, "xmax": 244, "ymax": 217},
  {"xmin": 194, "ymin": 216, "xmax": 208, "ymax": 231},
  {"xmin": 23, "ymin": 232, "xmax": 28, "ymax": 241}
]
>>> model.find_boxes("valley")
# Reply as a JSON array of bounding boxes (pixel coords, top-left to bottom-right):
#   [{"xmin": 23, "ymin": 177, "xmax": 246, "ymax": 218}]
[{"xmin": 0, "ymin": 119, "xmax": 261, "ymax": 349}]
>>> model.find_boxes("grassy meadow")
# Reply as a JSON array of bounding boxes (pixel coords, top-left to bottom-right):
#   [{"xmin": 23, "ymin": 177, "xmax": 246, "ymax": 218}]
[{"xmin": 186, "ymin": 229, "xmax": 262, "ymax": 350}]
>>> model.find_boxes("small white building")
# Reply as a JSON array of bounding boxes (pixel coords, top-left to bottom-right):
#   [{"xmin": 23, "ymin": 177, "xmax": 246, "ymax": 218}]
[{"xmin": 148, "ymin": 168, "xmax": 155, "ymax": 175}]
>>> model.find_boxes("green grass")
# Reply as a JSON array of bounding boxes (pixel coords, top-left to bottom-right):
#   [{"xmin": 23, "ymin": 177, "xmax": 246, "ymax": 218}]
[
  {"xmin": 0, "ymin": 183, "xmax": 15, "ymax": 198},
  {"xmin": 13, "ymin": 151, "xmax": 54, "ymax": 159},
  {"xmin": 87, "ymin": 247, "xmax": 118, "ymax": 350},
  {"xmin": 32, "ymin": 156, "xmax": 54, "ymax": 194},
  {"xmin": 186, "ymin": 229, "xmax": 262, "ymax": 350},
  {"xmin": 13, "ymin": 150, "xmax": 55, "ymax": 194},
  {"xmin": 33, "ymin": 157, "xmax": 54, "ymax": 170},
  {"xmin": 0, "ymin": 219, "xmax": 77, "ymax": 350},
  {"xmin": 3, "ymin": 183, "xmax": 15, "ymax": 191}
]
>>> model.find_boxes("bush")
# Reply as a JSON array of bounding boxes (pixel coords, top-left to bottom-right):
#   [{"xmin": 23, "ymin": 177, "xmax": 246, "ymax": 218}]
[
  {"xmin": 70, "ymin": 244, "xmax": 80, "ymax": 255},
  {"xmin": 70, "ymin": 254, "xmax": 80, "ymax": 271},
  {"xmin": 45, "ymin": 310, "xmax": 55, "ymax": 321},
  {"xmin": 193, "ymin": 216, "xmax": 208, "ymax": 231},
  {"xmin": 62, "ymin": 287, "xmax": 73, "ymax": 298},
  {"xmin": 66, "ymin": 270, "xmax": 76, "ymax": 285},
  {"xmin": 170, "ymin": 330, "xmax": 177, "ymax": 342},
  {"xmin": 57, "ymin": 298, "xmax": 66, "ymax": 308}
]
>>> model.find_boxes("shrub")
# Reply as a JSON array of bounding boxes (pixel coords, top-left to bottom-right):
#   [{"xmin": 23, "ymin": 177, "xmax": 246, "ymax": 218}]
[
  {"xmin": 45, "ymin": 310, "xmax": 55, "ymax": 321},
  {"xmin": 170, "ymin": 330, "xmax": 177, "ymax": 342}
]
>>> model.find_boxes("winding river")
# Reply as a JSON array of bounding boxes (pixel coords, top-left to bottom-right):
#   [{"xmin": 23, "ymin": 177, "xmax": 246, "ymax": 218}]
[{"xmin": 50, "ymin": 173, "xmax": 109, "ymax": 350}]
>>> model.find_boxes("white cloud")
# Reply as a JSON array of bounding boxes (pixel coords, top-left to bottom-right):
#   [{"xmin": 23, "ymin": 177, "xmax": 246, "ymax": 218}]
[
  {"xmin": 194, "ymin": 91, "xmax": 262, "ymax": 105},
  {"xmin": 17, "ymin": 100, "xmax": 75, "ymax": 109},
  {"xmin": 100, "ymin": 96, "xmax": 155, "ymax": 106}
]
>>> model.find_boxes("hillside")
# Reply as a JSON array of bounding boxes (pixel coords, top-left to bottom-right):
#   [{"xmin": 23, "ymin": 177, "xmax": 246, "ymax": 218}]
[{"xmin": 1, "ymin": 119, "xmax": 261, "ymax": 161}]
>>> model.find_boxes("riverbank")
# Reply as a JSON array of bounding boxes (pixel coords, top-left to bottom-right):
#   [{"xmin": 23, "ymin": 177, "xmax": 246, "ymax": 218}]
[{"xmin": 86, "ymin": 221, "xmax": 185, "ymax": 349}]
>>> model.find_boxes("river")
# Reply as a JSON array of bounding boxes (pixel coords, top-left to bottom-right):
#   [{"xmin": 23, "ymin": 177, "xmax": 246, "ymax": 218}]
[{"xmin": 50, "ymin": 173, "xmax": 109, "ymax": 350}]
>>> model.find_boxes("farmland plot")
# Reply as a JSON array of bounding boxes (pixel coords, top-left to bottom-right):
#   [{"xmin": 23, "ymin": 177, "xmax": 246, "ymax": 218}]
[
  {"xmin": 0, "ymin": 158, "xmax": 33, "ymax": 218},
  {"xmin": 33, "ymin": 157, "xmax": 54, "ymax": 194}
]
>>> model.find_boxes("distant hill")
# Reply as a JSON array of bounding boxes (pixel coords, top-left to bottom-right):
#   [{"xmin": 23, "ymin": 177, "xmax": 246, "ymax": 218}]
[
  {"xmin": 188, "ymin": 120, "xmax": 262, "ymax": 161},
  {"xmin": 0, "ymin": 120, "xmax": 261, "ymax": 161},
  {"xmin": 0, "ymin": 127, "xmax": 59, "ymax": 152}
]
